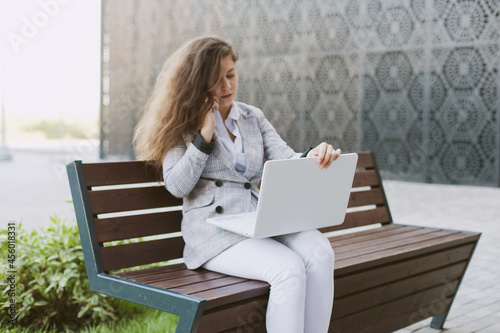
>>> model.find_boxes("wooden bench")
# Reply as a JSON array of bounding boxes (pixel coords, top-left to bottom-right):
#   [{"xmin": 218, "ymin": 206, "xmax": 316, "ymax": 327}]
[{"xmin": 67, "ymin": 152, "xmax": 480, "ymax": 332}]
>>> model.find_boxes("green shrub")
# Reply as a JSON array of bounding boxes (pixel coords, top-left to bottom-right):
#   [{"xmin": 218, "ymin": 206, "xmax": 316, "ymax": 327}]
[{"xmin": 0, "ymin": 216, "xmax": 118, "ymax": 331}]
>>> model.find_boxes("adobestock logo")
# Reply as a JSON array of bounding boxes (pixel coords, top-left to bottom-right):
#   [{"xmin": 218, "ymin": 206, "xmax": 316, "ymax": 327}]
[{"xmin": 7, "ymin": 0, "xmax": 72, "ymax": 53}]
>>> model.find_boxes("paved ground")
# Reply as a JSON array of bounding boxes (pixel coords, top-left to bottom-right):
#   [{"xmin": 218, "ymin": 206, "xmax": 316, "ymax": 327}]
[{"xmin": 1, "ymin": 142, "xmax": 499, "ymax": 332}]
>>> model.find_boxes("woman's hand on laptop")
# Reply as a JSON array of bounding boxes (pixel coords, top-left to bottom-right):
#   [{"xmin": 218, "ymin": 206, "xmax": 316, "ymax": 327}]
[{"xmin": 307, "ymin": 143, "xmax": 341, "ymax": 169}]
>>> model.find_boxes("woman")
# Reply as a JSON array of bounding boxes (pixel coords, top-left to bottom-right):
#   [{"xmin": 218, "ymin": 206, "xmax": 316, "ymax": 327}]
[{"xmin": 134, "ymin": 36, "xmax": 340, "ymax": 332}]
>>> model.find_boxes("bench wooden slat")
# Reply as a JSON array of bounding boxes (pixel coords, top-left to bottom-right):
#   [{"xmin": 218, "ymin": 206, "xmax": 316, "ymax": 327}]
[
  {"xmin": 194, "ymin": 280, "xmax": 270, "ymax": 311},
  {"xmin": 330, "ymin": 225, "xmax": 419, "ymax": 247},
  {"xmin": 333, "ymin": 228, "xmax": 438, "ymax": 254},
  {"xmin": 347, "ymin": 187, "xmax": 385, "ymax": 208},
  {"xmin": 88, "ymin": 186, "xmax": 182, "ymax": 215},
  {"xmin": 333, "ymin": 261, "xmax": 466, "ymax": 319},
  {"xmin": 129, "ymin": 267, "xmax": 206, "ymax": 285},
  {"xmin": 83, "ymin": 161, "xmax": 161, "ymax": 186},
  {"xmin": 335, "ymin": 230, "xmax": 455, "ymax": 261},
  {"xmin": 336, "ymin": 230, "xmax": 479, "ymax": 274},
  {"xmin": 355, "ymin": 151, "xmax": 374, "ymax": 169},
  {"xmin": 319, "ymin": 206, "xmax": 391, "ymax": 233},
  {"xmin": 149, "ymin": 272, "xmax": 226, "ymax": 290},
  {"xmin": 221, "ymin": 323, "xmax": 267, "ymax": 333},
  {"xmin": 332, "ymin": 282, "xmax": 457, "ymax": 332},
  {"xmin": 352, "ymin": 169, "xmax": 379, "ymax": 187},
  {"xmin": 95, "ymin": 211, "xmax": 182, "ymax": 243},
  {"xmin": 223, "ymin": 325, "xmax": 267, "ymax": 333},
  {"xmin": 199, "ymin": 297, "xmax": 268, "ymax": 333},
  {"xmin": 101, "ymin": 237, "xmax": 185, "ymax": 271},
  {"xmin": 171, "ymin": 277, "xmax": 249, "ymax": 295},
  {"xmin": 325, "ymin": 224, "xmax": 404, "ymax": 242},
  {"xmin": 335, "ymin": 242, "xmax": 475, "ymax": 298},
  {"xmin": 375, "ymin": 300, "xmax": 452, "ymax": 333},
  {"xmin": 136, "ymin": 269, "xmax": 220, "ymax": 287},
  {"xmin": 112, "ymin": 262, "xmax": 187, "ymax": 279}
]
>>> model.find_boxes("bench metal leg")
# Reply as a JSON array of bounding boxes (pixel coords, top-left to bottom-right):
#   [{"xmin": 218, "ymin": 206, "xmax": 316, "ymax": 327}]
[
  {"xmin": 175, "ymin": 304, "xmax": 204, "ymax": 333},
  {"xmin": 175, "ymin": 316, "xmax": 198, "ymax": 333},
  {"xmin": 430, "ymin": 312, "xmax": 447, "ymax": 330}
]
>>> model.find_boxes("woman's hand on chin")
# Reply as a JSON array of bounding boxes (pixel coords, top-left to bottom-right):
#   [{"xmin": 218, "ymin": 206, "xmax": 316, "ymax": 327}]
[{"xmin": 200, "ymin": 98, "xmax": 219, "ymax": 143}]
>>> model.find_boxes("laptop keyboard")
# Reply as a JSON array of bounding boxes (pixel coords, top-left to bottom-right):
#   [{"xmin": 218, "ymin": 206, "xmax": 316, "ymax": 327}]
[
  {"xmin": 213, "ymin": 211, "xmax": 257, "ymax": 234},
  {"xmin": 214, "ymin": 211, "xmax": 254, "ymax": 220}
]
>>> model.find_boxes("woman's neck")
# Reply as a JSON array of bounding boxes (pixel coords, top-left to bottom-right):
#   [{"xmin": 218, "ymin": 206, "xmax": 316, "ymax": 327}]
[{"xmin": 219, "ymin": 106, "xmax": 231, "ymax": 122}]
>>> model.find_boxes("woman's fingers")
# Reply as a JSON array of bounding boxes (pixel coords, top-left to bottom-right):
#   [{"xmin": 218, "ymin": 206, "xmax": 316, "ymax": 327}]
[
  {"xmin": 325, "ymin": 144, "xmax": 336, "ymax": 168},
  {"xmin": 312, "ymin": 143, "xmax": 342, "ymax": 169},
  {"xmin": 213, "ymin": 97, "xmax": 220, "ymax": 112},
  {"xmin": 200, "ymin": 104, "xmax": 216, "ymax": 143},
  {"xmin": 320, "ymin": 143, "xmax": 333, "ymax": 169}
]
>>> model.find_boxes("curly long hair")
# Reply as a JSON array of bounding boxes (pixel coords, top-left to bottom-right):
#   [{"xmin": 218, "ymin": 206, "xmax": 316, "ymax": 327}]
[{"xmin": 133, "ymin": 36, "xmax": 239, "ymax": 169}]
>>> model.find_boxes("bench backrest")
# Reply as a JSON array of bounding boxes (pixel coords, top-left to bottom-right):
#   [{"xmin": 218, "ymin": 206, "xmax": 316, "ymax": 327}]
[{"xmin": 68, "ymin": 151, "xmax": 392, "ymax": 273}]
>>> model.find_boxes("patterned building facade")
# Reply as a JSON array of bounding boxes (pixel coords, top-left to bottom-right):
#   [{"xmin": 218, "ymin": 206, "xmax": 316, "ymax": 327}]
[{"xmin": 101, "ymin": 0, "xmax": 500, "ymax": 186}]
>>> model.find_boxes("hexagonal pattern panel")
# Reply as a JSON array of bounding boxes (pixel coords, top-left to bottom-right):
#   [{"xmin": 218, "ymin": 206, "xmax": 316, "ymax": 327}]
[
  {"xmin": 372, "ymin": 94, "xmax": 416, "ymax": 139},
  {"xmin": 444, "ymin": 0, "xmax": 487, "ymax": 42},
  {"xmin": 102, "ymin": 0, "xmax": 500, "ymax": 185},
  {"xmin": 376, "ymin": 52, "xmax": 413, "ymax": 92},
  {"xmin": 441, "ymin": 142, "xmax": 482, "ymax": 183},
  {"xmin": 377, "ymin": 7, "xmax": 414, "ymax": 47},
  {"xmin": 443, "ymin": 47, "xmax": 486, "ymax": 90},
  {"xmin": 408, "ymin": 72, "xmax": 447, "ymax": 114},
  {"xmin": 439, "ymin": 94, "xmax": 489, "ymax": 140}
]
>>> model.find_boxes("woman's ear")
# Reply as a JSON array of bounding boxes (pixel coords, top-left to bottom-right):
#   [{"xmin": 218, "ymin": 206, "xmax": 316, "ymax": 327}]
[{"xmin": 205, "ymin": 93, "xmax": 214, "ymax": 104}]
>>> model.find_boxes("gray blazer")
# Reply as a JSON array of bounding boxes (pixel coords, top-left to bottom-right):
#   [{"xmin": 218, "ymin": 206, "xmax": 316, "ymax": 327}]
[{"xmin": 163, "ymin": 102, "xmax": 296, "ymax": 269}]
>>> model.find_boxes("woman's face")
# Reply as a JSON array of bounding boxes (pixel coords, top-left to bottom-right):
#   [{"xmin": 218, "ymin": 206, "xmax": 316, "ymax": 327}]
[{"xmin": 212, "ymin": 54, "xmax": 238, "ymax": 116}]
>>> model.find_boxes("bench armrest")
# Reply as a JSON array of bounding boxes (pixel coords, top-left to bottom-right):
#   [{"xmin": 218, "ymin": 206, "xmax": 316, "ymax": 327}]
[{"xmin": 93, "ymin": 273, "xmax": 205, "ymax": 333}]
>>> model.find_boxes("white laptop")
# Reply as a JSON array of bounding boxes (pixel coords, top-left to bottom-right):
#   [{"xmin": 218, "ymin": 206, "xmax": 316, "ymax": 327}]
[{"xmin": 207, "ymin": 153, "xmax": 358, "ymax": 238}]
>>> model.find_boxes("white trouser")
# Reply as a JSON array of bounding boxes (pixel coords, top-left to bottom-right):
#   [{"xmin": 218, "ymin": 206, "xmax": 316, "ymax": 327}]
[{"xmin": 203, "ymin": 229, "xmax": 334, "ymax": 333}]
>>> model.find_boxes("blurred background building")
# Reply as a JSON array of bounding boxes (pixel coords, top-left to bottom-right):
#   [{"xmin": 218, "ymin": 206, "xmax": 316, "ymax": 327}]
[{"xmin": 101, "ymin": 0, "xmax": 499, "ymax": 186}]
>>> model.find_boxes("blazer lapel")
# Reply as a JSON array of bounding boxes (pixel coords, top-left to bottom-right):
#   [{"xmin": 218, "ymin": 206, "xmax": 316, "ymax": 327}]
[
  {"xmin": 211, "ymin": 133, "xmax": 248, "ymax": 181},
  {"xmin": 212, "ymin": 133, "xmax": 233, "ymax": 169},
  {"xmin": 237, "ymin": 113, "xmax": 263, "ymax": 182}
]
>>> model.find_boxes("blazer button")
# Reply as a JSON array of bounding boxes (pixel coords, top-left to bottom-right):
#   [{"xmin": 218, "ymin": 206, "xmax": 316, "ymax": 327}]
[
  {"xmin": 244, "ymin": 182, "xmax": 251, "ymax": 189},
  {"xmin": 215, "ymin": 206, "xmax": 223, "ymax": 214},
  {"xmin": 215, "ymin": 180, "xmax": 223, "ymax": 187}
]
